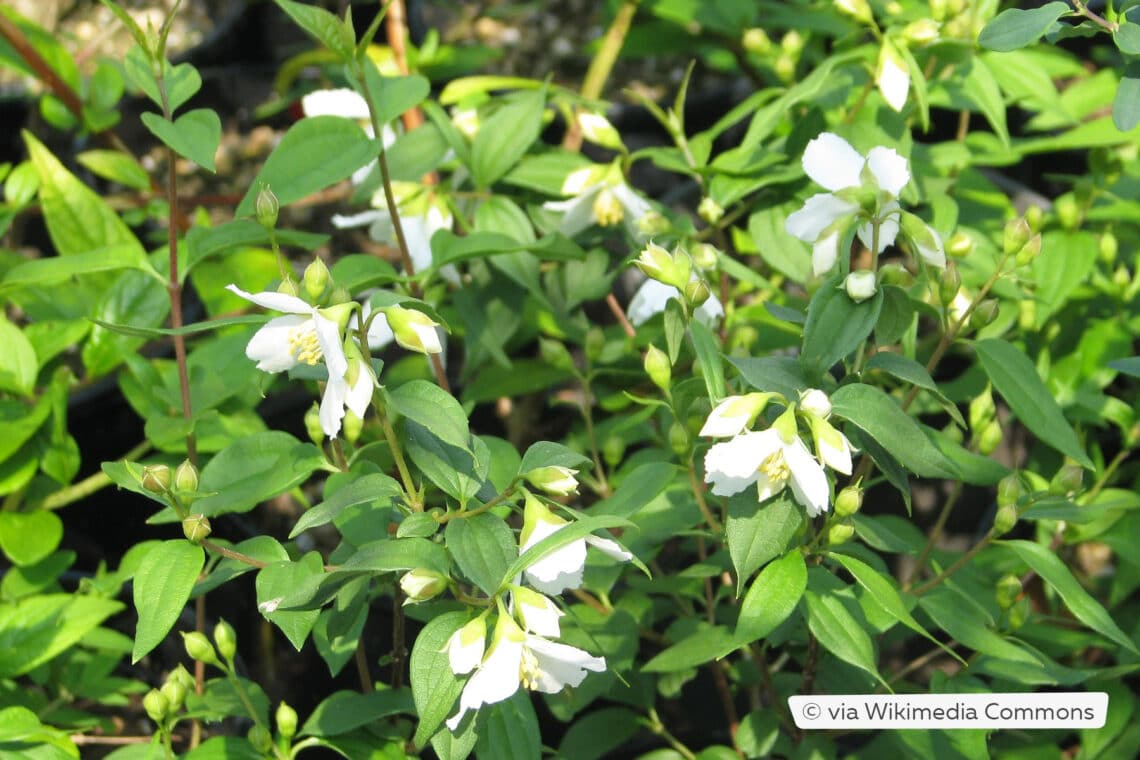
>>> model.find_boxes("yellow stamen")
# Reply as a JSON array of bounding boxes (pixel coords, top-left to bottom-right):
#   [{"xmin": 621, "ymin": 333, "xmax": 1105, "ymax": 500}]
[
  {"xmin": 593, "ymin": 188, "xmax": 624, "ymax": 227},
  {"xmin": 287, "ymin": 322, "xmax": 323, "ymax": 366},
  {"xmin": 519, "ymin": 647, "xmax": 541, "ymax": 691},
  {"xmin": 759, "ymin": 449, "xmax": 790, "ymax": 488}
]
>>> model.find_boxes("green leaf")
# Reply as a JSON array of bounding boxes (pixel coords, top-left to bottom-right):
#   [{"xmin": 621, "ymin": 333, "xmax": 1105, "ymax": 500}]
[
  {"xmin": 470, "ymin": 90, "xmax": 545, "ymax": 188},
  {"xmin": 975, "ymin": 339, "xmax": 1093, "ymax": 468},
  {"xmin": 140, "ymin": 109, "xmax": 221, "ymax": 172},
  {"xmin": 446, "ymin": 514, "xmax": 517, "ymax": 596},
  {"xmin": 517, "ymin": 441, "xmax": 592, "ymax": 475},
  {"xmin": 235, "ymin": 116, "xmax": 379, "ymax": 217},
  {"xmin": 728, "ymin": 356, "xmax": 808, "ymax": 400},
  {"xmin": 747, "ymin": 205, "xmax": 812, "ymax": 283},
  {"xmin": 185, "ymin": 220, "xmax": 327, "ymax": 283},
  {"xmin": 405, "ymin": 422, "xmax": 486, "ymax": 507},
  {"xmin": 312, "ymin": 578, "xmax": 369, "ymax": 677},
  {"xmin": 0, "ymin": 316, "xmax": 37, "ymax": 396},
  {"xmin": 726, "ymin": 494, "xmax": 803, "ymax": 593},
  {"xmin": 1113, "ymin": 69, "xmax": 1140, "ymax": 132},
  {"xmin": 828, "ymin": 552, "xmax": 964, "ymax": 664},
  {"xmin": 76, "ymin": 149, "xmax": 150, "ymax": 190},
  {"xmin": 389, "ymin": 380, "xmax": 470, "ymax": 450},
  {"xmin": 432, "ymin": 230, "xmax": 586, "ymax": 266},
  {"xmin": 978, "ymin": 2, "xmax": 1070, "ymax": 51},
  {"xmin": 1, "ymin": 243, "xmax": 155, "ymax": 292},
  {"xmin": 962, "ymin": 57, "xmax": 1010, "ymax": 147},
  {"xmin": 132, "ymin": 539, "xmax": 205, "ymax": 663},
  {"xmin": 0, "ymin": 705, "xmax": 78, "ymax": 758},
  {"xmin": 1109, "ymin": 356, "xmax": 1140, "ymax": 378},
  {"xmin": 334, "ymin": 537, "xmax": 451, "ymax": 578},
  {"xmin": 866, "ymin": 351, "xmax": 964, "ymax": 426},
  {"xmin": 256, "ymin": 553, "xmax": 324, "ymax": 650},
  {"xmin": 502, "ymin": 514, "xmax": 633, "ymax": 591},
  {"xmin": 299, "ymin": 689, "xmax": 415, "ymax": 737},
  {"xmin": 361, "ymin": 67, "xmax": 430, "ymax": 126},
  {"xmin": 557, "ymin": 707, "xmax": 641, "ymax": 760},
  {"xmin": 831, "ymin": 383, "xmax": 958, "ymax": 478},
  {"xmin": 689, "ymin": 318, "xmax": 725, "ymax": 403},
  {"xmin": 290, "ymin": 473, "xmax": 403, "ymax": 538},
  {"xmin": 875, "ymin": 284, "xmax": 915, "ymax": 346},
  {"xmin": 852, "ymin": 514, "xmax": 925, "ymax": 554},
  {"xmin": 800, "ymin": 273, "xmax": 883, "ymax": 382},
  {"xmin": 122, "ymin": 47, "xmax": 202, "ymax": 113},
  {"xmin": 641, "ymin": 623, "xmax": 740, "ymax": 673},
  {"xmin": 411, "ymin": 611, "xmax": 468, "ymax": 747},
  {"xmin": 0, "ymin": 509, "xmax": 63, "ymax": 566},
  {"xmin": 1001, "ymin": 540, "xmax": 1139, "ymax": 654},
  {"xmin": 1114, "ymin": 20, "xmax": 1140, "ymax": 54},
  {"xmin": 0, "ymin": 594, "xmax": 122, "ymax": 679},
  {"xmin": 475, "ymin": 691, "xmax": 541, "ymax": 760},
  {"xmin": 274, "ymin": 0, "xmax": 355, "ymax": 60},
  {"xmin": 82, "ymin": 270, "xmax": 171, "ymax": 378},
  {"xmin": 0, "ymin": 395, "xmax": 52, "ymax": 463},
  {"xmin": 803, "ymin": 583, "xmax": 887, "ymax": 689},
  {"xmin": 736, "ymin": 549, "xmax": 806, "ymax": 641}
]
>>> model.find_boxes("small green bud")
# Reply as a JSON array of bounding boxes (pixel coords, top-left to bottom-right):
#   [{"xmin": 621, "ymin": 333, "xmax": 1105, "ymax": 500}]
[
  {"xmin": 902, "ymin": 18, "xmax": 939, "ymax": 45},
  {"xmin": 636, "ymin": 210, "xmax": 670, "ymax": 237},
  {"xmin": 997, "ymin": 474, "xmax": 1021, "ymax": 509},
  {"xmin": 584, "ymin": 327, "xmax": 606, "ymax": 363},
  {"xmin": 1050, "ymin": 461, "xmax": 1083, "ymax": 496},
  {"xmin": 143, "ymin": 689, "xmax": 170, "ymax": 724},
  {"xmin": 930, "ymin": 0, "xmax": 949, "ymax": 22},
  {"xmin": 382, "ymin": 305, "xmax": 443, "ymax": 355},
  {"xmin": 834, "ymin": 483, "xmax": 864, "ymax": 517},
  {"xmin": 683, "ymin": 278, "xmax": 712, "ymax": 308},
  {"xmin": 399, "ymin": 568, "xmax": 449, "ymax": 603},
  {"xmin": 992, "ymin": 503, "xmax": 1018, "ymax": 536},
  {"xmin": 182, "ymin": 514, "xmax": 211, "ymax": 544},
  {"xmin": 1007, "ymin": 596, "xmax": 1029, "ymax": 629},
  {"xmin": 303, "ymin": 403, "xmax": 323, "ymax": 445},
  {"xmin": 691, "ymin": 243, "xmax": 719, "ymax": 271},
  {"xmin": 1054, "ymin": 194, "xmax": 1080, "ymax": 231},
  {"xmin": 174, "ymin": 460, "xmax": 198, "ymax": 493},
  {"xmin": 341, "ymin": 409, "xmax": 363, "ymax": 444},
  {"xmin": 141, "ymin": 464, "xmax": 172, "ymax": 493},
  {"xmin": 835, "ymin": 0, "xmax": 874, "ymax": 25},
  {"xmin": 161, "ymin": 679, "xmax": 187, "ymax": 711},
  {"xmin": 969, "ymin": 298, "xmax": 999, "ymax": 331},
  {"xmin": 602, "ymin": 435, "xmax": 626, "ymax": 469},
  {"xmin": 1099, "ymin": 232, "xmax": 1118, "ymax": 264},
  {"xmin": 634, "ymin": 242, "xmax": 690, "ymax": 290},
  {"xmin": 255, "ymin": 185, "xmax": 279, "ymax": 230},
  {"xmin": 169, "ymin": 664, "xmax": 195, "ymax": 692},
  {"xmin": 781, "ymin": 30, "xmax": 805, "ymax": 56},
  {"xmin": 1014, "ymin": 234, "xmax": 1041, "ymax": 267},
  {"xmin": 968, "ymin": 387, "xmax": 995, "ymax": 431},
  {"xmin": 775, "ymin": 53, "xmax": 796, "ymax": 82},
  {"xmin": 248, "ymin": 725, "xmax": 273, "ymax": 752},
  {"xmin": 741, "ymin": 27, "xmax": 771, "ymax": 55},
  {"xmin": 977, "ymin": 419, "xmax": 1003, "ymax": 456},
  {"xmin": 1113, "ymin": 265, "xmax": 1130, "ymax": 292},
  {"xmin": 302, "ymin": 258, "xmax": 331, "ymax": 302},
  {"xmin": 277, "ymin": 278, "xmax": 301, "ymax": 297},
  {"xmin": 698, "ymin": 196, "xmax": 724, "ymax": 224},
  {"xmin": 828, "ymin": 522, "xmax": 855, "ymax": 545},
  {"xmin": 330, "ymin": 286, "xmax": 352, "ymax": 305},
  {"xmin": 644, "ymin": 344, "xmax": 672, "ymax": 392},
  {"xmin": 214, "ymin": 619, "xmax": 237, "ymax": 663},
  {"xmin": 539, "ymin": 338, "xmax": 575, "ymax": 373},
  {"xmin": 844, "ymin": 270, "xmax": 878, "ymax": 303},
  {"xmin": 1002, "ymin": 217, "xmax": 1032, "ymax": 256},
  {"xmin": 1025, "ymin": 204, "xmax": 1043, "ymax": 232},
  {"xmin": 577, "ymin": 112, "xmax": 623, "ymax": 151},
  {"xmin": 1018, "ymin": 299, "xmax": 1036, "ymax": 330},
  {"xmin": 524, "ymin": 465, "xmax": 579, "ymax": 496},
  {"xmin": 668, "ymin": 420, "xmax": 689, "ymax": 457},
  {"xmin": 938, "ymin": 265, "xmax": 961, "ymax": 306},
  {"xmin": 946, "ymin": 230, "xmax": 974, "ymax": 259},
  {"xmin": 182, "ymin": 631, "xmax": 221, "ymax": 667},
  {"xmin": 276, "ymin": 701, "xmax": 299, "ymax": 741},
  {"xmin": 995, "ymin": 573, "xmax": 1022, "ymax": 610}
]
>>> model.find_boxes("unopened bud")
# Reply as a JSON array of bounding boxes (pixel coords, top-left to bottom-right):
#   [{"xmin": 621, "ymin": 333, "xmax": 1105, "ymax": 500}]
[
  {"xmin": 902, "ymin": 18, "xmax": 939, "ymax": 45},
  {"xmin": 276, "ymin": 701, "xmax": 299, "ymax": 740},
  {"xmin": 635, "ymin": 210, "xmax": 670, "ymax": 237},
  {"xmin": 248, "ymin": 725, "xmax": 273, "ymax": 752},
  {"xmin": 577, "ymin": 112, "xmax": 623, "ymax": 151},
  {"xmin": 775, "ymin": 53, "xmax": 796, "ymax": 82},
  {"xmin": 968, "ymin": 387, "xmax": 995, "ymax": 431},
  {"xmin": 835, "ymin": 0, "xmax": 873, "ymax": 24},
  {"xmin": 844, "ymin": 270, "xmax": 878, "ymax": 303},
  {"xmin": 277, "ymin": 278, "xmax": 301, "ymax": 297},
  {"xmin": 182, "ymin": 514, "xmax": 211, "ymax": 544},
  {"xmin": 169, "ymin": 664, "xmax": 195, "ymax": 693},
  {"xmin": 1018, "ymin": 299, "xmax": 1036, "ymax": 330},
  {"xmin": 144, "ymin": 689, "xmax": 169, "ymax": 724},
  {"xmin": 141, "ymin": 464, "xmax": 172, "ymax": 493},
  {"xmin": 946, "ymin": 230, "xmax": 974, "ymax": 259},
  {"xmin": 698, "ymin": 196, "xmax": 724, "ymax": 224},
  {"xmin": 539, "ymin": 338, "xmax": 575, "ymax": 373},
  {"xmin": 214, "ymin": 619, "xmax": 237, "ymax": 663},
  {"xmin": 1007, "ymin": 596, "xmax": 1029, "ymax": 629},
  {"xmin": 1054, "ymin": 194, "xmax": 1080, "ymax": 231},
  {"xmin": 342, "ymin": 409, "xmax": 364, "ymax": 444},
  {"xmin": 182, "ymin": 631, "xmax": 220, "ymax": 667},
  {"xmin": 683, "ymin": 278, "xmax": 712, "ymax": 308},
  {"xmin": 255, "ymin": 185, "xmax": 279, "ymax": 230},
  {"xmin": 1113, "ymin": 265, "xmax": 1130, "ymax": 292},
  {"xmin": 1050, "ymin": 462, "xmax": 1083, "ymax": 495},
  {"xmin": 668, "ymin": 420, "xmax": 689, "ymax": 457},
  {"xmin": 781, "ymin": 30, "xmax": 805, "ymax": 56},
  {"xmin": 174, "ymin": 460, "xmax": 198, "ymax": 493},
  {"xmin": 977, "ymin": 419, "xmax": 1003, "ymax": 455},
  {"xmin": 992, "ymin": 503, "xmax": 1018, "ymax": 535},
  {"xmin": 381, "ymin": 305, "xmax": 443, "ymax": 355},
  {"xmin": 691, "ymin": 243, "xmax": 719, "ymax": 271},
  {"xmin": 834, "ymin": 484, "xmax": 864, "ymax": 517},
  {"xmin": 644, "ymin": 344, "xmax": 671, "ymax": 391},
  {"xmin": 302, "ymin": 258, "xmax": 331, "ymax": 301},
  {"xmin": 969, "ymin": 298, "xmax": 999, "ymax": 330},
  {"xmin": 584, "ymin": 327, "xmax": 605, "ymax": 363},
  {"xmin": 330, "ymin": 286, "xmax": 352, "ymax": 305},
  {"xmin": 524, "ymin": 465, "xmax": 579, "ymax": 496},
  {"xmin": 634, "ymin": 242, "xmax": 690, "ymax": 290},
  {"xmin": 1024, "ymin": 204, "xmax": 1043, "ymax": 232},
  {"xmin": 304, "ymin": 403, "xmax": 323, "ymax": 444},
  {"xmin": 602, "ymin": 435, "xmax": 625, "ymax": 468},
  {"xmin": 828, "ymin": 522, "xmax": 855, "ymax": 545},
  {"xmin": 1002, "ymin": 218, "xmax": 1032, "ymax": 256},
  {"xmin": 930, "ymin": 0, "xmax": 948, "ymax": 21},
  {"xmin": 939, "ymin": 265, "xmax": 961, "ymax": 306},
  {"xmin": 997, "ymin": 474, "xmax": 1021, "ymax": 509},
  {"xmin": 161, "ymin": 679, "xmax": 187, "ymax": 712},
  {"xmin": 741, "ymin": 28, "xmax": 771, "ymax": 55},
  {"xmin": 1014, "ymin": 234, "xmax": 1041, "ymax": 267},
  {"xmin": 1099, "ymin": 232, "xmax": 1118, "ymax": 264},
  {"xmin": 995, "ymin": 573, "xmax": 1022, "ymax": 609},
  {"xmin": 399, "ymin": 568, "xmax": 448, "ymax": 603}
]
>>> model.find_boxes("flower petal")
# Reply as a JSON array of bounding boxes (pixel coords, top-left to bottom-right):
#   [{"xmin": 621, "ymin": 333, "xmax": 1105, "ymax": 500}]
[
  {"xmin": 584, "ymin": 535, "xmax": 633, "ymax": 562},
  {"xmin": 783, "ymin": 439, "xmax": 830, "ymax": 517},
  {"xmin": 245, "ymin": 315, "xmax": 306, "ymax": 373},
  {"xmin": 445, "ymin": 636, "xmax": 523, "ymax": 730},
  {"xmin": 812, "ymin": 230, "xmax": 843, "ymax": 277},
  {"xmin": 524, "ymin": 539, "xmax": 588, "ymax": 595},
  {"xmin": 332, "ymin": 209, "xmax": 385, "ymax": 229},
  {"xmin": 695, "ymin": 293, "xmax": 725, "ymax": 326},
  {"xmin": 545, "ymin": 188, "xmax": 600, "ymax": 237},
  {"xmin": 627, "ymin": 279, "xmax": 681, "ymax": 327},
  {"xmin": 802, "ymin": 133, "xmax": 865, "ymax": 191},
  {"xmin": 865, "ymin": 148, "xmax": 909, "ymax": 197},
  {"xmin": 524, "ymin": 636, "xmax": 606, "ymax": 693},
  {"xmin": 313, "ymin": 316, "xmax": 348, "ymax": 379},
  {"xmin": 703, "ymin": 430, "xmax": 778, "ymax": 496},
  {"xmin": 226, "ymin": 284, "xmax": 312, "ymax": 315},
  {"xmin": 301, "ymin": 88, "xmax": 371, "ymax": 119},
  {"xmin": 786, "ymin": 193, "xmax": 859, "ymax": 243},
  {"xmin": 319, "ymin": 375, "xmax": 347, "ymax": 439},
  {"xmin": 345, "ymin": 366, "xmax": 376, "ymax": 418}
]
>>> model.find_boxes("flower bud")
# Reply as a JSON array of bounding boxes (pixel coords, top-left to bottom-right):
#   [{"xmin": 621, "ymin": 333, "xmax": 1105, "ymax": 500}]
[
  {"xmin": 169, "ymin": 664, "xmax": 195, "ymax": 692},
  {"xmin": 1099, "ymin": 232, "xmax": 1118, "ymax": 264},
  {"xmin": 602, "ymin": 435, "xmax": 625, "ymax": 468},
  {"xmin": 381, "ymin": 305, "xmax": 443, "ymax": 355},
  {"xmin": 634, "ymin": 242, "xmax": 690, "ymax": 290},
  {"xmin": 992, "ymin": 503, "xmax": 1018, "ymax": 536},
  {"xmin": 578, "ymin": 112, "xmax": 623, "ymax": 150},
  {"xmin": 1050, "ymin": 462, "xmax": 1083, "ymax": 495},
  {"xmin": 304, "ymin": 403, "xmax": 323, "ymax": 445},
  {"xmin": 141, "ymin": 464, "xmax": 172, "ymax": 493},
  {"xmin": 1054, "ymin": 194, "xmax": 1080, "ymax": 231},
  {"xmin": 668, "ymin": 421, "xmax": 689, "ymax": 456},
  {"xmin": 997, "ymin": 474, "xmax": 1021, "ymax": 509},
  {"xmin": 182, "ymin": 514, "xmax": 211, "ymax": 544},
  {"xmin": 635, "ymin": 210, "xmax": 670, "ymax": 237},
  {"xmin": 451, "ymin": 107, "xmax": 479, "ymax": 140},
  {"xmin": 539, "ymin": 338, "xmax": 575, "ymax": 373},
  {"xmin": 255, "ymin": 185, "xmax": 279, "ymax": 230},
  {"xmin": 524, "ymin": 465, "xmax": 579, "ymax": 496},
  {"xmin": 781, "ymin": 30, "xmax": 805, "ymax": 56},
  {"xmin": 1018, "ymin": 299, "xmax": 1036, "ymax": 330},
  {"xmin": 977, "ymin": 419, "xmax": 1003, "ymax": 455},
  {"xmin": 214, "ymin": 619, "xmax": 237, "ymax": 663},
  {"xmin": 828, "ymin": 522, "xmax": 855, "ymax": 545},
  {"xmin": 775, "ymin": 53, "xmax": 796, "ymax": 82},
  {"xmin": 938, "ymin": 265, "xmax": 961, "ymax": 306},
  {"xmin": 248, "ymin": 725, "xmax": 273, "ymax": 752},
  {"xmin": 930, "ymin": 0, "xmax": 948, "ymax": 21},
  {"xmin": 644, "ymin": 344, "xmax": 671, "ymax": 391},
  {"xmin": 276, "ymin": 701, "xmax": 299, "ymax": 740},
  {"xmin": 698, "ymin": 197, "xmax": 724, "ymax": 224},
  {"xmin": 399, "ymin": 568, "xmax": 448, "ymax": 603},
  {"xmin": 968, "ymin": 387, "xmax": 995, "ymax": 432},
  {"xmin": 277, "ymin": 278, "xmax": 301, "ymax": 297},
  {"xmin": 946, "ymin": 230, "xmax": 974, "ymax": 259},
  {"xmin": 690, "ymin": 243, "xmax": 719, "ymax": 271},
  {"xmin": 1014, "ymin": 234, "xmax": 1041, "ymax": 267},
  {"xmin": 584, "ymin": 327, "xmax": 605, "ymax": 363},
  {"xmin": 683, "ymin": 278, "xmax": 712, "ymax": 308},
  {"xmin": 161, "ymin": 679, "xmax": 187, "ymax": 712},
  {"xmin": 835, "ymin": 0, "xmax": 873, "ymax": 24},
  {"xmin": 174, "ymin": 460, "xmax": 198, "ymax": 493},
  {"xmin": 995, "ymin": 573, "xmax": 1022, "ymax": 610},
  {"xmin": 143, "ymin": 688, "xmax": 170, "ymax": 724},
  {"xmin": 1023, "ymin": 204, "xmax": 1043, "ymax": 232},
  {"xmin": 1002, "ymin": 217, "xmax": 1032, "ymax": 256},
  {"xmin": 799, "ymin": 389, "xmax": 831, "ymax": 419},
  {"xmin": 834, "ymin": 483, "xmax": 864, "ymax": 517},
  {"xmin": 902, "ymin": 18, "xmax": 939, "ymax": 45},
  {"xmin": 969, "ymin": 298, "xmax": 999, "ymax": 330},
  {"xmin": 330, "ymin": 286, "xmax": 352, "ymax": 306},
  {"xmin": 182, "ymin": 631, "xmax": 221, "ymax": 667},
  {"xmin": 1007, "ymin": 596, "xmax": 1029, "ymax": 630},
  {"xmin": 302, "ymin": 258, "xmax": 331, "ymax": 302},
  {"xmin": 342, "ymin": 409, "xmax": 364, "ymax": 444},
  {"xmin": 844, "ymin": 270, "xmax": 878, "ymax": 303},
  {"xmin": 741, "ymin": 27, "xmax": 771, "ymax": 55}
]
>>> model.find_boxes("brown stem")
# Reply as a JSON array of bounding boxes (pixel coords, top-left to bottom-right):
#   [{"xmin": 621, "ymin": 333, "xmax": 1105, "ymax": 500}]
[
  {"xmin": 688, "ymin": 463, "xmax": 723, "ymax": 534},
  {"xmin": 355, "ymin": 638, "xmax": 375, "ymax": 692},
  {"xmin": 201, "ymin": 540, "xmax": 268, "ymax": 568},
  {"xmin": 606, "ymin": 293, "xmax": 636, "ymax": 338},
  {"xmin": 0, "ymin": 12, "xmax": 84, "ymax": 125},
  {"xmin": 911, "ymin": 531, "xmax": 994, "ymax": 595},
  {"xmin": 191, "ymin": 593, "xmax": 205, "ymax": 748},
  {"xmin": 905, "ymin": 478, "xmax": 965, "ymax": 590}
]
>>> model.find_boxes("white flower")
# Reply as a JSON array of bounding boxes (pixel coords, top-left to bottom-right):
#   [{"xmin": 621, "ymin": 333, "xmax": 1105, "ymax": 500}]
[
  {"xmin": 509, "ymin": 585, "xmax": 564, "ymax": 638},
  {"xmin": 445, "ymin": 616, "xmax": 487, "ymax": 676},
  {"xmin": 519, "ymin": 493, "xmax": 632, "ymax": 595},
  {"xmin": 334, "ymin": 200, "xmax": 460, "ymax": 285},
  {"xmin": 543, "ymin": 165, "xmax": 652, "ymax": 239},
  {"xmin": 703, "ymin": 428, "xmax": 831, "ymax": 517},
  {"xmin": 805, "ymin": 416, "xmax": 855, "ymax": 476},
  {"xmin": 785, "ymin": 132, "xmax": 910, "ymax": 276},
  {"xmin": 523, "ymin": 465, "xmax": 579, "ymax": 496},
  {"xmin": 876, "ymin": 41, "xmax": 910, "ymax": 112},
  {"xmin": 844, "ymin": 270, "xmax": 878, "ymax": 302},
  {"xmin": 699, "ymin": 394, "xmax": 772, "ymax": 438},
  {"xmin": 798, "ymin": 389, "xmax": 832, "ymax": 419},
  {"xmin": 446, "ymin": 614, "xmax": 605, "ymax": 731},
  {"xmin": 627, "ymin": 278, "xmax": 724, "ymax": 327},
  {"xmin": 227, "ymin": 285, "xmax": 366, "ymax": 438}
]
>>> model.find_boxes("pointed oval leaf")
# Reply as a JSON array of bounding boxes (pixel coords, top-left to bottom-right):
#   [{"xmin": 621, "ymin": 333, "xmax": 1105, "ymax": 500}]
[
  {"xmin": 736, "ymin": 549, "xmax": 806, "ymax": 641},
  {"xmin": 132, "ymin": 539, "xmax": 204, "ymax": 663},
  {"xmin": 140, "ymin": 109, "xmax": 221, "ymax": 172},
  {"xmin": 445, "ymin": 513, "xmax": 516, "ymax": 596},
  {"xmin": 800, "ymin": 273, "xmax": 883, "ymax": 382},
  {"xmin": 803, "ymin": 586, "xmax": 887, "ymax": 689},
  {"xmin": 978, "ymin": 2, "xmax": 1071, "ymax": 51},
  {"xmin": 410, "ymin": 611, "xmax": 468, "ymax": 747}
]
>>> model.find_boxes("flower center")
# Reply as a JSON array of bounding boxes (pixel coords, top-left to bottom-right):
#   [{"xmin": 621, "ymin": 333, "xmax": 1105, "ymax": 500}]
[
  {"xmin": 593, "ymin": 188, "xmax": 624, "ymax": 227},
  {"xmin": 519, "ymin": 646, "xmax": 541, "ymax": 691},
  {"xmin": 288, "ymin": 322, "xmax": 323, "ymax": 366},
  {"xmin": 759, "ymin": 449, "xmax": 790, "ymax": 489}
]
